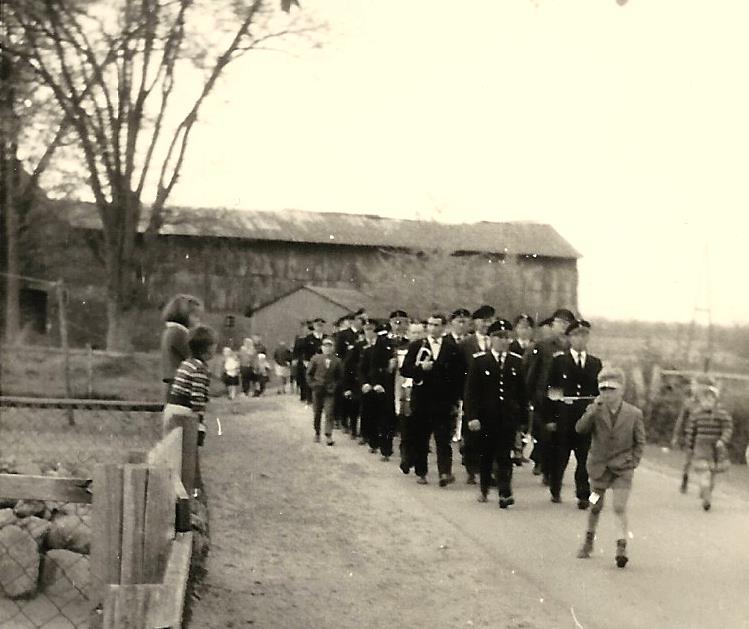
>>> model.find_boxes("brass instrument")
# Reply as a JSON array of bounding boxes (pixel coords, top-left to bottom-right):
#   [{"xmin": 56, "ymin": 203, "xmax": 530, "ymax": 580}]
[{"xmin": 413, "ymin": 345, "xmax": 432, "ymax": 387}]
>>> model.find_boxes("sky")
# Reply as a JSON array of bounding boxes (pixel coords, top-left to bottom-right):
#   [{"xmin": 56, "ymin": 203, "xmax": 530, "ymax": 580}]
[{"xmin": 168, "ymin": 0, "xmax": 748, "ymax": 325}]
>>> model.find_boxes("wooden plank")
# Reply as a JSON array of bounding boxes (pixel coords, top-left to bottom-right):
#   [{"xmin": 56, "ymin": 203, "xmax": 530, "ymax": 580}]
[
  {"xmin": 660, "ymin": 369, "xmax": 749, "ymax": 382},
  {"xmin": 91, "ymin": 465, "xmax": 124, "ymax": 629},
  {"xmin": 101, "ymin": 585, "xmax": 118, "ymax": 629},
  {"xmin": 0, "ymin": 473, "xmax": 92, "ymax": 503},
  {"xmin": 143, "ymin": 467, "xmax": 175, "ymax": 583},
  {"xmin": 145, "ymin": 533, "xmax": 193, "ymax": 629},
  {"xmin": 147, "ymin": 427, "xmax": 184, "ymax": 479},
  {"xmin": 120, "ymin": 464, "xmax": 148, "ymax": 585},
  {"xmin": 174, "ymin": 478, "xmax": 191, "ymax": 533},
  {"xmin": 113, "ymin": 584, "xmax": 148, "ymax": 629},
  {"xmin": 172, "ymin": 415, "xmax": 198, "ymax": 497},
  {"xmin": 0, "ymin": 395, "xmax": 164, "ymax": 412}
]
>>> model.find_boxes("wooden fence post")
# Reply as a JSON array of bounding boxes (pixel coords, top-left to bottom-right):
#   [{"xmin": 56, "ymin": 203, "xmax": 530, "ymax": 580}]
[
  {"xmin": 56, "ymin": 280, "xmax": 74, "ymax": 424},
  {"xmin": 172, "ymin": 414, "xmax": 198, "ymax": 498}
]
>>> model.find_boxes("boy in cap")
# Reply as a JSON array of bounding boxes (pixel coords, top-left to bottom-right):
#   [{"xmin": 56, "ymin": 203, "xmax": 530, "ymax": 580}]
[
  {"xmin": 525, "ymin": 308, "xmax": 576, "ymax": 483},
  {"xmin": 306, "ymin": 337, "xmax": 343, "ymax": 445},
  {"xmin": 684, "ymin": 378, "xmax": 733, "ymax": 511},
  {"xmin": 545, "ymin": 319, "xmax": 602, "ymax": 507},
  {"xmin": 575, "ymin": 367, "xmax": 646, "ymax": 568},
  {"xmin": 464, "ymin": 319, "xmax": 527, "ymax": 507}
]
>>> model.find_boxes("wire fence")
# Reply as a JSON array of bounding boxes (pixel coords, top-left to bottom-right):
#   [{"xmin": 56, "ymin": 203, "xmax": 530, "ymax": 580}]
[{"xmin": 0, "ymin": 397, "xmax": 163, "ymax": 628}]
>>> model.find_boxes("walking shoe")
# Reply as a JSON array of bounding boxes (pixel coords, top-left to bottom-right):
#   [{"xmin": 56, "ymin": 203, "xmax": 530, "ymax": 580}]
[
  {"xmin": 577, "ymin": 531, "xmax": 595, "ymax": 559},
  {"xmin": 326, "ymin": 436, "xmax": 335, "ymax": 446},
  {"xmin": 369, "ymin": 447, "xmax": 377, "ymax": 454},
  {"xmin": 446, "ymin": 474, "xmax": 456, "ymax": 485},
  {"xmin": 399, "ymin": 461, "xmax": 411, "ymax": 475},
  {"xmin": 615, "ymin": 539, "xmax": 628, "ymax": 568},
  {"xmin": 358, "ymin": 438, "xmax": 367, "ymax": 445},
  {"xmin": 577, "ymin": 499, "xmax": 590, "ymax": 510},
  {"xmin": 477, "ymin": 492, "xmax": 488, "ymax": 503},
  {"xmin": 542, "ymin": 474, "xmax": 550, "ymax": 487},
  {"xmin": 439, "ymin": 474, "xmax": 450, "ymax": 487},
  {"xmin": 702, "ymin": 499, "xmax": 711, "ymax": 511},
  {"xmin": 550, "ymin": 493, "xmax": 562, "ymax": 504},
  {"xmin": 466, "ymin": 473, "xmax": 477, "ymax": 485},
  {"xmin": 314, "ymin": 433, "xmax": 321, "ymax": 443},
  {"xmin": 499, "ymin": 496, "xmax": 515, "ymax": 509},
  {"xmin": 699, "ymin": 485, "xmax": 711, "ymax": 510},
  {"xmin": 532, "ymin": 463, "xmax": 542, "ymax": 476},
  {"xmin": 417, "ymin": 476, "xmax": 428, "ymax": 485},
  {"xmin": 381, "ymin": 455, "xmax": 390, "ymax": 462},
  {"xmin": 680, "ymin": 473, "xmax": 689, "ymax": 494}
]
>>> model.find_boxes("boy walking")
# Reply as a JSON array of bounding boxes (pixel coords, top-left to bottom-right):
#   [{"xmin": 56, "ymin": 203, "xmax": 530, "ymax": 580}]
[
  {"xmin": 306, "ymin": 337, "xmax": 343, "ymax": 446},
  {"xmin": 575, "ymin": 367, "xmax": 646, "ymax": 568}
]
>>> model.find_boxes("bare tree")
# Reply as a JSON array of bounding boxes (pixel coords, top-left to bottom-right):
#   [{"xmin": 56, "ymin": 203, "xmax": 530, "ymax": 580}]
[{"xmin": 2, "ymin": 0, "xmax": 315, "ymax": 349}]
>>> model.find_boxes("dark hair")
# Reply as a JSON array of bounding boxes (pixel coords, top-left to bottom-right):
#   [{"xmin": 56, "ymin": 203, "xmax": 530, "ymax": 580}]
[
  {"xmin": 162, "ymin": 294, "xmax": 203, "ymax": 326},
  {"xmin": 188, "ymin": 325, "xmax": 217, "ymax": 358},
  {"xmin": 428, "ymin": 314, "xmax": 447, "ymax": 325}
]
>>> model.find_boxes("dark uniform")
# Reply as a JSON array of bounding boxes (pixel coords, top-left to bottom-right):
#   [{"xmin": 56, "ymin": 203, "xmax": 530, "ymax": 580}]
[
  {"xmin": 341, "ymin": 336, "xmax": 365, "ymax": 439},
  {"xmin": 463, "ymin": 325, "xmax": 526, "ymax": 504},
  {"xmin": 545, "ymin": 322, "xmax": 602, "ymax": 504},
  {"xmin": 334, "ymin": 321, "xmax": 363, "ymax": 432},
  {"xmin": 292, "ymin": 324, "xmax": 311, "ymax": 402},
  {"xmin": 359, "ymin": 327, "xmax": 397, "ymax": 456},
  {"xmin": 401, "ymin": 334, "xmax": 463, "ymax": 481},
  {"xmin": 524, "ymin": 335, "xmax": 567, "ymax": 480},
  {"xmin": 458, "ymin": 331, "xmax": 493, "ymax": 479}
]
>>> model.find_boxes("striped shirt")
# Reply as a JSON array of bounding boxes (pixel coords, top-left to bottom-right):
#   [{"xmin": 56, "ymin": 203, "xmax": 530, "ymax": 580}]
[
  {"xmin": 167, "ymin": 357, "xmax": 211, "ymax": 416},
  {"xmin": 685, "ymin": 405, "xmax": 733, "ymax": 450}
]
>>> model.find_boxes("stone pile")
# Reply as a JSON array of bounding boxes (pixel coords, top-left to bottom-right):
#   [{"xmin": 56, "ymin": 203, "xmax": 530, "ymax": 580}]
[{"xmin": 0, "ymin": 463, "xmax": 91, "ymax": 601}]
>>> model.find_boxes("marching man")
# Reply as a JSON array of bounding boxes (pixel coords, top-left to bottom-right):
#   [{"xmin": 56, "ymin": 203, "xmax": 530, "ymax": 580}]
[{"xmin": 463, "ymin": 319, "xmax": 526, "ymax": 508}]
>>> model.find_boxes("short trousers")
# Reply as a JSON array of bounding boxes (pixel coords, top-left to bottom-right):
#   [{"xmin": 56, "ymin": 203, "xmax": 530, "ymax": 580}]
[{"xmin": 590, "ymin": 468, "xmax": 633, "ymax": 491}]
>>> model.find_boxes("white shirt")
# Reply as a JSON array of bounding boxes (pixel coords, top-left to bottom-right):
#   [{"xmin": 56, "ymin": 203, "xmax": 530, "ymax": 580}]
[
  {"xmin": 427, "ymin": 336, "xmax": 442, "ymax": 360},
  {"xmin": 476, "ymin": 334, "xmax": 490, "ymax": 352},
  {"xmin": 491, "ymin": 350, "xmax": 506, "ymax": 368},
  {"xmin": 570, "ymin": 348, "xmax": 587, "ymax": 368}
]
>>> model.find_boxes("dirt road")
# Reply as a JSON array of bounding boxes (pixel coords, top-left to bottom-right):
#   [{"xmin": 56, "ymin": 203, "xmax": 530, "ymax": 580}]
[{"xmin": 190, "ymin": 395, "xmax": 748, "ymax": 629}]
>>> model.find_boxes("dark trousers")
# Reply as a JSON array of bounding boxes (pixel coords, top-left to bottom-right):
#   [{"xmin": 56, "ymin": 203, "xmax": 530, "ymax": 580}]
[
  {"xmin": 461, "ymin": 417, "xmax": 481, "ymax": 475},
  {"xmin": 479, "ymin": 430, "xmax": 514, "ymax": 498},
  {"xmin": 344, "ymin": 395, "xmax": 360, "ymax": 436},
  {"xmin": 399, "ymin": 413, "xmax": 414, "ymax": 469},
  {"xmin": 412, "ymin": 408, "xmax": 454, "ymax": 478},
  {"xmin": 530, "ymin": 412, "xmax": 554, "ymax": 476},
  {"xmin": 549, "ymin": 426, "xmax": 591, "ymax": 500},
  {"xmin": 312, "ymin": 389, "xmax": 335, "ymax": 436},
  {"xmin": 377, "ymin": 396, "xmax": 396, "ymax": 457},
  {"xmin": 240, "ymin": 366, "xmax": 254, "ymax": 395},
  {"xmin": 298, "ymin": 363, "xmax": 311, "ymax": 403},
  {"xmin": 361, "ymin": 391, "xmax": 393, "ymax": 452}
]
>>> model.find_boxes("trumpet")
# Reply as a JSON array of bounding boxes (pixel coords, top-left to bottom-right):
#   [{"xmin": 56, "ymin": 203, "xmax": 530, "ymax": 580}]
[{"xmin": 413, "ymin": 345, "xmax": 432, "ymax": 386}]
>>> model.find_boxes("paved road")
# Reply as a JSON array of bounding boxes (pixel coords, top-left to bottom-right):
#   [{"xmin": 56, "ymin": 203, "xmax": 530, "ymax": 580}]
[{"xmin": 191, "ymin": 396, "xmax": 747, "ymax": 629}]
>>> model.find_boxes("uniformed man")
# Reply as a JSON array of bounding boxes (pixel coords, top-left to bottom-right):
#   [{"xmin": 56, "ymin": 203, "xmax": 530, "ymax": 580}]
[
  {"xmin": 524, "ymin": 308, "xmax": 576, "ymax": 483},
  {"xmin": 358, "ymin": 320, "xmax": 383, "ymax": 451},
  {"xmin": 545, "ymin": 319, "xmax": 602, "ymax": 507},
  {"xmin": 510, "ymin": 313, "xmax": 535, "ymax": 465},
  {"xmin": 401, "ymin": 314, "xmax": 463, "ymax": 486},
  {"xmin": 464, "ymin": 319, "xmax": 527, "ymax": 507},
  {"xmin": 302, "ymin": 318, "xmax": 326, "ymax": 404},
  {"xmin": 447, "ymin": 308, "xmax": 471, "ymax": 345},
  {"xmin": 458, "ymin": 305, "xmax": 496, "ymax": 484},
  {"xmin": 292, "ymin": 320, "xmax": 312, "ymax": 403}
]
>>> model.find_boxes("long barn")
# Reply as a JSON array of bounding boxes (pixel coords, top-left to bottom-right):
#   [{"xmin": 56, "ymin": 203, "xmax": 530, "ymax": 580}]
[{"xmin": 5, "ymin": 203, "xmax": 581, "ymax": 348}]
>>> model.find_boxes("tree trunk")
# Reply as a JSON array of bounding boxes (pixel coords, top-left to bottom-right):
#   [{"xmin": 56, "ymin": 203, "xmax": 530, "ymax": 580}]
[{"xmin": 105, "ymin": 293, "xmax": 134, "ymax": 352}]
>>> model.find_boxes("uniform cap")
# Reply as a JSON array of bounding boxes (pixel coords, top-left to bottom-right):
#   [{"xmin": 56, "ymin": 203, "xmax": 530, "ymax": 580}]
[
  {"xmin": 539, "ymin": 316, "xmax": 554, "ymax": 327},
  {"xmin": 321, "ymin": 337, "xmax": 334, "ymax": 346},
  {"xmin": 389, "ymin": 309, "xmax": 409, "ymax": 319},
  {"xmin": 514, "ymin": 313, "xmax": 535, "ymax": 327},
  {"xmin": 487, "ymin": 319, "xmax": 513, "ymax": 335},
  {"xmin": 471, "ymin": 305, "xmax": 496, "ymax": 320},
  {"xmin": 450, "ymin": 308, "xmax": 471, "ymax": 320},
  {"xmin": 312, "ymin": 317, "xmax": 326, "ymax": 324},
  {"xmin": 598, "ymin": 367, "xmax": 625, "ymax": 390},
  {"xmin": 565, "ymin": 319, "xmax": 591, "ymax": 335},
  {"xmin": 551, "ymin": 308, "xmax": 576, "ymax": 323}
]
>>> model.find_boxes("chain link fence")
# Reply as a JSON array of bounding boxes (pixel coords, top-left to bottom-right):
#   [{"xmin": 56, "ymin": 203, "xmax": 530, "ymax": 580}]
[{"xmin": 0, "ymin": 397, "xmax": 163, "ymax": 628}]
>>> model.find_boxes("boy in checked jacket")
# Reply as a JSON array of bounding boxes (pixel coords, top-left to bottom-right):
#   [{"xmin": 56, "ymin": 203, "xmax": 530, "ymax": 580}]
[{"xmin": 575, "ymin": 367, "xmax": 646, "ymax": 568}]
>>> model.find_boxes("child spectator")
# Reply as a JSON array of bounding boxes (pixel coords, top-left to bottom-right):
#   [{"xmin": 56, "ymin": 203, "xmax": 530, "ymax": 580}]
[
  {"xmin": 273, "ymin": 341, "xmax": 293, "ymax": 394},
  {"xmin": 575, "ymin": 367, "xmax": 646, "ymax": 568},
  {"xmin": 222, "ymin": 347, "xmax": 241, "ymax": 399},
  {"xmin": 255, "ymin": 352, "xmax": 271, "ymax": 396},
  {"xmin": 306, "ymin": 337, "xmax": 343, "ymax": 445},
  {"xmin": 685, "ymin": 379, "xmax": 733, "ymax": 511},
  {"xmin": 238, "ymin": 338, "xmax": 257, "ymax": 398},
  {"xmin": 163, "ymin": 325, "xmax": 217, "ymax": 443},
  {"xmin": 159, "ymin": 294, "xmax": 203, "ymax": 400}
]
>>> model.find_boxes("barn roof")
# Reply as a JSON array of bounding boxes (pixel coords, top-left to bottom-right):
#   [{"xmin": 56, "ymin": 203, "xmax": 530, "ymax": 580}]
[
  {"xmin": 252, "ymin": 284, "xmax": 387, "ymax": 319},
  {"xmin": 61, "ymin": 202, "xmax": 580, "ymax": 259}
]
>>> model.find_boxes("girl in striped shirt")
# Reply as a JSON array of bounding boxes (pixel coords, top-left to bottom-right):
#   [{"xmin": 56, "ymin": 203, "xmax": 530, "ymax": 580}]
[
  {"xmin": 686, "ymin": 381, "xmax": 733, "ymax": 511},
  {"xmin": 164, "ymin": 325, "xmax": 217, "ymax": 441}
]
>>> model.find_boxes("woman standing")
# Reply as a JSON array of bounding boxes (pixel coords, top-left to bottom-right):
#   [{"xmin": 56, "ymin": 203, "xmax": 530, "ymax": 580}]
[{"xmin": 160, "ymin": 294, "xmax": 203, "ymax": 400}]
